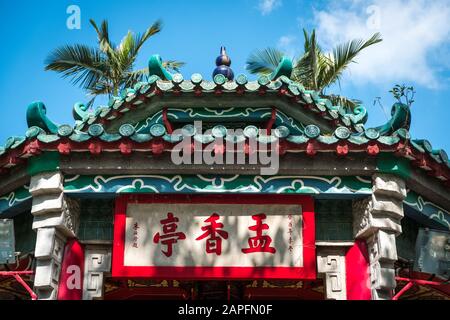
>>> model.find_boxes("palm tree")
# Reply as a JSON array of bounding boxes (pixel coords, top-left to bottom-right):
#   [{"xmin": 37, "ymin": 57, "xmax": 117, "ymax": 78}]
[
  {"xmin": 45, "ymin": 19, "xmax": 184, "ymax": 107},
  {"xmin": 246, "ymin": 29, "xmax": 382, "ymax": 110}
]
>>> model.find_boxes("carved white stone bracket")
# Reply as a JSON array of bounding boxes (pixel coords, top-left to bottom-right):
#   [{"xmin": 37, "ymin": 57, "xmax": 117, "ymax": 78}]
[
  {"xmin": 30, "ymin": 171, "xmax": 80, "ymax": 300},
  {"xmin": 353, "ymin": 173, "xmax": 406, "ymax": 300},
  {"xmin": 83, "ymin": 246, "xmax": 112, "ymax": 300},
  {"xmin": 317, "ymin": 245, "xmax": 348, "ymax": 300}
]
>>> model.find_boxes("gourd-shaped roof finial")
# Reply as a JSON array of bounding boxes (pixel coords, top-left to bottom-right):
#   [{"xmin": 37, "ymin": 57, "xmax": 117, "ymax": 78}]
[{"xmin": 212, "ymin": 46, "xmax": 234, "ymax": 81}]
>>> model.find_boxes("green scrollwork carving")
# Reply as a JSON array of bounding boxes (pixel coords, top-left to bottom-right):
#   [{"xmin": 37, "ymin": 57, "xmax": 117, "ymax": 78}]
[
  {"xmin": 148, "ymin": 54, "xmax": 173, "ymax": 81},
  {"xmin": 26, "ymin": 101, "xmax": 59, "ymax": 134}
]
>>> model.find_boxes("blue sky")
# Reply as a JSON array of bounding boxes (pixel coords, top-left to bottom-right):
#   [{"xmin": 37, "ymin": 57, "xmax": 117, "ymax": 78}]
[{"xmin": 1, "ymin": 0, "xmax": 449, "ymax": 152}]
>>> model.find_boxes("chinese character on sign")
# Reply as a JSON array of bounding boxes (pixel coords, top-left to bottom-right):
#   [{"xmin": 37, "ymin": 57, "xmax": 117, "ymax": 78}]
[
  {"xmin": 133, "ymin": 222, "xmax": 140, "ymax": 248},
  {"xmin": 153, "ymin": 212, "xmax": 186, "ymax": 257},
  {"xmin": 242, "ymin": 213, "xmax": 276, "ymax": 254},
  {"xmin": 196, "ymin": 213, "xmax": 229, "ymax": 255}
]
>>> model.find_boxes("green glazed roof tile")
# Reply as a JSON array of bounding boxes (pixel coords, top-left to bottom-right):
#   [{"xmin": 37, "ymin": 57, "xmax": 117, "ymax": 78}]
[
  {"xmin": 139, "ymin": 83, "xmax": 152, "ymax": 95},
  {"xmin": 57, "ymin": 125, "xmax": 74, "ymax": 137},
  {"xmin": 410, "ymin": 140, "xmax": 425, "ymax": 153},
  {"xmin": 200, "ymin": 81, "xmax": 215, "ymax": 91},
  {"xmin": 10, "ymin": 136, "xmax": 26, "ymax": 149},
  {"xmin": 172, "ymin": 73, "xmax": 184, "ymax": 84},
  {"xmin": 235, "ymin": 74, "xmax": 248, "ymax": 86},
  {"xmin": 244, "ymin": 82, "xmax": 260, "ymax": 91},
  {"xmin": 157, "ymin": 81, "xmax": 174, "ymax": 92},
  {"xmin": 193, "ymin": 135, "xmax": 215, "ymax": 144},
  {"xmin": 119, "ymin": 124, "xmax": 136, "ymax": 137},
  {"xmin": 149, "ymin": 124, "xmax": 166, "ymax": 137},
  {"xmin": 286, "ymin": 135, "xmax": 309, "ymax": 144},
  {"xmin": 213, "ymin": 74, "xmax": 227, "ymax": 85},
  {"xmin": 364, "ymin": 128, "xmax": 380, "ymax": 140},
  {"xmin": 257, "ymin": 75, "xmax": 270, "ymax": 86},
  {"xmin": 225, "ymin": 135, "xmax": 246, "ymax": 144},
  {"xmin": 26, "ymin": 126, "xmax": 45, "ymax": 139},
  {"xmin": 287, "ymin": 84, "xmax": 300, "ymax": 96},
  {"xmin": 112, "ymin": 99, "xmax": 124, "ymax": 110},
  {"xmin": 148, "ymin": 75, "xmax": 160, "ymax": 84},
  {"xmin": 317, "ymin": 135, "xmax": 339, "ymax": 144},
  {"xmin": 348, "ymin": 135, "xmax": 369, "ymax": 145},
  {"xmin": 178, "ymin": 80, "xmax": 194, "ymax": 91},
  {"xmin": 37, "ymin": 134, "xmax": 59, "ymax": 143},
  {"xmin": 130, "ymin": 133, "xmax": 152, "ymax": 143},
  {"xmin": 222, "ymin": 81, "xmax": 238, "ymax": 91},
  {"xmin": 257, "ymin": 135, "xmax": 278, "ymax": 144},
  {"xmin": 69, "ymin": 132, "xmax": 91, "ymax": 142},
  {"xmin": 163, "ymin": 134, "xmax": 183, "ymax": 143},
  {"xmin": 377, "ymin": 135, "xmax": 400, "ymax": 145},
  {"xmin": 191, "ymin": 73, "xmax": 203, "ymax": 84},
  {"xmin": 99, "ymin": 133, "xmax": 122, "ymax": 142},
  {"xmin": 268, "ymin": 80, "xmax": 283, "ymax": 90},
  {"xmin": 413, "ymin": 139, "xmax": 433, "ymax": 153},
  {"xmin": 334, "ymin": 127, "xmax": 351, "ymax": 140}
]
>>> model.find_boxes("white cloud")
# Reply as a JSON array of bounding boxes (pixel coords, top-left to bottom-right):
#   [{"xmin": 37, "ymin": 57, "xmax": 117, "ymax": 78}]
[
  {"xmin": 313, "ymin": 0, "xmax": 450, "ymax": 88},
  {"xmin": 258, "ymin": 0, "xmax": 282, "ymax": 16},
  {"xmin": 277, "ymin": 35, "xmax": 299, "ymax": 58}
]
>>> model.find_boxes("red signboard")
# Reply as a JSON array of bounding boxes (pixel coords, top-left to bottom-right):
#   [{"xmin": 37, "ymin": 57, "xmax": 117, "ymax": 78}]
[{"xmin": 112, "ymin": 194, "xmax": 316, "ymax": 280}]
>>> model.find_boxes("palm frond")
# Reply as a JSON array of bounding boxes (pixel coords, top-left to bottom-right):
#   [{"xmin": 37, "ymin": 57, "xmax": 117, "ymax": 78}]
[
  {"xmin": 302, "ymin": 28, "xmax": 323, "ymax": 54},
  {"xmin": 87, "ymin": 80, "xmax": 114, "ymax": 96},
  {"xmin": 162, "ymin": 60, "xmax": 185, "ymax": 73},
  {"xmin": 47, "ymin": 18, "xmax": 182, "ymax": 102},
  {"xmin": 116, "ymin": 31, "xmax": 136, "ymax": 73},
  {"xmin": 45, "ymin": 44, "xmax": 107, "ymax": 90},
  {"xmin": 125, "ymin": 68, "xmax": 148, "ymax": 86},
  {"xmin": 133, "ymin": 20, "xmax": 162, "ymax": 55},
  {"xmin": 292, "ymin": 29, "xmax": 332, "ymax": 91},
  {"xmin": 89, "ymin": 19, "xmax": 114, "ymax": 53},
  {"xmin": 319, "ymin": 32, "xmax": 382, "ymax": 90},
  {"xmin": 246, "ymin": 47, "xmax": 285, "ymax": 75},
  {"xmin": 324, "ymin": 94, "xmax": 362, "ymax": 111}
]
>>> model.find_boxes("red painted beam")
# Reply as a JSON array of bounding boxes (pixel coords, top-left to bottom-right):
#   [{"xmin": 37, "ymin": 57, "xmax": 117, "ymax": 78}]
[{"xmin": 162, "ymin": 108, "xmax": 174, "ymax": 134}]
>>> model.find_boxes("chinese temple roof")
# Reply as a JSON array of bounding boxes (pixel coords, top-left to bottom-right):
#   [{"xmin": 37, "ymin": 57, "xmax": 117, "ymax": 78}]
[
  {"xmin": 72, "ymin": 73, "xmax": 368, "ymax": 133},
  {"xmin": 0, "ymin": 54, "xmax": 449, "ymax": 192}
]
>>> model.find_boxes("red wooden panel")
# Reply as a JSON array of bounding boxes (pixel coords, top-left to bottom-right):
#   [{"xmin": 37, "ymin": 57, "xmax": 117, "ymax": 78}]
[
  {"xmin": 57, "ymin": 239, "xmax": 84, "ymax": 300},
  {"xmin": 345, "ymin": 239, "xmax": 372, "ymax": 300}
]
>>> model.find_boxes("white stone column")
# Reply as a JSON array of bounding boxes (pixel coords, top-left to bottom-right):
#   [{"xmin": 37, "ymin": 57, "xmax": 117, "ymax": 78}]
[
  {"xmin": 82, "ymin": 245, "xmax": 111, "ymax": 300},
  {"xmin": 353, "ymin": 173, "xmax": 406, "ymax": 300},
  {"xmin": 316, "ymin": 244, "xmax": 349, "ymax": 300},
  {"xmin": 30, "ymin": 171, "xmax": 80, "ymax": 300}
]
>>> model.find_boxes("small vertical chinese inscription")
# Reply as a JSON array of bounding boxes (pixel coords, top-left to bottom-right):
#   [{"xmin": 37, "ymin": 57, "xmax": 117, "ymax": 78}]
[
  {"xmin": 132, "ymin": 222, "xmax": 139, "ymax": 248},
  {"xmin": 288, "ymin": 214, "xmax": 293, "ymax": 253},
  {"xmin": 153, "ymin": 212, "xmax": 186, "ymax": 257}
]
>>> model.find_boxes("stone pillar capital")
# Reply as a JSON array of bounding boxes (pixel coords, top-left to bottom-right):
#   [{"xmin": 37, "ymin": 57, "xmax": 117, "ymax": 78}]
[
  {"xmin": 30, "ymin": 171, "xmax": 80, "ymax": 300},
  {"xmin": 352, "ymin": 173, "xmax": 406, "ymax": 300}
]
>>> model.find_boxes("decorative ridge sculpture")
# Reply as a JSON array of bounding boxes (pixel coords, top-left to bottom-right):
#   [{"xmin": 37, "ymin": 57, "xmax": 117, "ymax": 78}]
[
  {"xmin": 26, "ymin": 101, "xmax": 59, "ymax": 134},
  {"xmin": 148, "ymin": 54, "xmax": 173, "ymax": 81},
  {"xmin": 270, "ymin": 56, "xmax": 293, "ymax": 80},
  {"xmin": 374, "ymin": 102, "xmax": 411, "ymax": 136},
  {"xmin": 73, "ymin": 102, "xmax": 89, "ymax": 124},
  {"xmin": 212, "ymin": 47, "xmax": 234, "ymax": 81}
]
